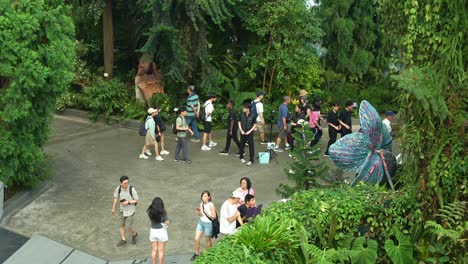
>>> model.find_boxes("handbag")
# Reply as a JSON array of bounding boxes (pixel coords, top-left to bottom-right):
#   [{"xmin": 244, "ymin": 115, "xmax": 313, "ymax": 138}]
[{"xmin": 202, "ymin": 203, "xmax": 220, "ymax": 239}]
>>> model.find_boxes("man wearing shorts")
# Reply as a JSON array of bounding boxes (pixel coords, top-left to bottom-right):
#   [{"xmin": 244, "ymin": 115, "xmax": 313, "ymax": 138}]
[
  {"xmin": 112, "ymin": 176, "xmax": 139, "ymax": 246},
  {"xmin": 220, "ymin": 191, "xmax": 243, "ymax": 235},
  {"xmin": 275, "ymin": 96, "xmax": 291, "ymax": 152},
  {"xmin": 201, "ymin": 93, "xmax": 218, "ymax": 151},
  {"xmin": 253, "ymin": 91, "xmax": 266, "ymax": 144}
]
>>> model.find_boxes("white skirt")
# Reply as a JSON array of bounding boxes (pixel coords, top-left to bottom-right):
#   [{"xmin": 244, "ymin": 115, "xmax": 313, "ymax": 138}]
[{"xmin": 149, "ymin": 228, "xmax": 168, "ymax": 242}]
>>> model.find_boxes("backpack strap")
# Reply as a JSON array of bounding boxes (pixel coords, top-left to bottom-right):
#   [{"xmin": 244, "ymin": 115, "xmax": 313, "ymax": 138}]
[
  {"xmin": 129, "ymin": 185, "xmax": 133, "ymax": 199},
  {"xmin": 118, "ymin": 186, "xmax": 121, "ymax": 199}
]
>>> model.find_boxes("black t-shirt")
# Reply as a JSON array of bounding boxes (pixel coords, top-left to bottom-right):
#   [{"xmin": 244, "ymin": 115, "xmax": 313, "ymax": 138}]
[
  {"xmin": 153, "ymin": 115, "xmax": 165, "ymax": 132},
  {"xmin": 327, "ymin": 111, "xmax": 339, "ymax": 130},
  {"xmin": 236, "ymin": 204, "xmax": 248, "ymax": 228},
  {"xmin": 300, "ymin": 103, "xmax": 310, "ymax": 117},
  {"xmin": 339, "ymin": 110, "xmax": 352, "ymax": 127},
  {"xmin": 239, "ymin": 112, "xmax": 256, "ymax": 132},
  {"xmin": 227, "ymin": 108, "xmax": 238, "ymax": 130}
]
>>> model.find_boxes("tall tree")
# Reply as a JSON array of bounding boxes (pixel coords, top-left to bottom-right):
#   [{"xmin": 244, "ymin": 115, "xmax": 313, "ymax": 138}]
[{"xmin": 103, "ymin": 0, "xmax": 113, "ymax": 77}]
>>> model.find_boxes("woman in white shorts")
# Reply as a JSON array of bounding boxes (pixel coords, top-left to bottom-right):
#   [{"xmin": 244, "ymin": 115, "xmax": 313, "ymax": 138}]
[
  {"xmin": 190, "ymin": 191, "xmax": 216, "ymax": 261},
  {"xmin": 147, "ymin": 197, "xmax": 170, "ymax": 264}
]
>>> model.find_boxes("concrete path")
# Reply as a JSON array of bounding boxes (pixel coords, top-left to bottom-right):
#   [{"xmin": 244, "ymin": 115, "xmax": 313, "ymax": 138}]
[{"xmin": 4, "ymin": 115, "xmax": 294, "ymax": 261}]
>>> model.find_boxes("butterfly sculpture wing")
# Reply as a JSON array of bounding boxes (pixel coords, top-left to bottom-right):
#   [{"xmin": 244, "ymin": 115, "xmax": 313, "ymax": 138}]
[
  {"xmin": 329, "ymin": 132, "xmax": 371, "ymax": 173},
  {"xmin": 359, "ymin": 100, "xmax": 384, "ymax": 149}
]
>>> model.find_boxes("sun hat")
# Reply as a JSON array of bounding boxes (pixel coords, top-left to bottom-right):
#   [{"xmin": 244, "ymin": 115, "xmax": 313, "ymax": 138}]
[{"xmin": 299, "ymin": 89, "xmax": 308, "ymax": 97}]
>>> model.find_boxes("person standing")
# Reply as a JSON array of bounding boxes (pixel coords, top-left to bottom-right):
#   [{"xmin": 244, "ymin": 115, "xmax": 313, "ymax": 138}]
[
  {"xmin": 309, "ymin": 102, "xmax": 322, "ymax": 147},
  {"xmin": 201, "ymin": 93, "xmax": 218, "ymax": 151},
  {"xmin": 139, "ymin": 108, "xmax": 163, "ymax": 161},
  {"xmin": 112, "ymin": 176, "xmax": 139, "ymax": 246},
  {"xmin": 153, "ymin": 105, "xmax": 169, "ymax": 155},
  {"xmin": 220, "ymin": 192, "xmax": 243, "ymax": 235},
  {"xmin": 252, "ymin": 91, "xmax": 267, "ymax": 144},
  {"xmin": 238, "ymin": 101, "xmax": 257, "ymax": 166},
  {"xmin": 382, "ymin": 111, "xmax": 395, "ymax": 134},
  {"xmin": 290, "ymin": 104, "xmax": 305, "ymax": 153},
  {"xmin": 339, "ymin": 100, "xmax": 353, "ymax": 137},
  {"xmin": 147, "ymin": 197, "xmax": 170, "ymax": 264},
  {"xmin": 186, "ymin": 85, "xmax": 200, "ymax": 142},
  {"xmin": 274, "ymin": 96, "xmax": 291, "ymax": 152},
  {"xmin": 174, "ymin": 108, "xmax": 193, "ymax": 164},
  {"xmin": 219, "ymin": 100, "xmax": 241, "ymax": 155},
  {"xmin": 325, "ymin": 102, "xmax": 341, "ymax": 156},
  {"xmin": 191, "ymin": 191, "xmax": 217, "ymax": 261}
]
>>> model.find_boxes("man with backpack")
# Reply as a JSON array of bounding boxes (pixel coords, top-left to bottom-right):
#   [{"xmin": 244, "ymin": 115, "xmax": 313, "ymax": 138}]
[
  {"xmin": 174, "ymin": 108, "xmax": 193, "ymax": 164},
  {"xmin": 201, "ymin": 93, "xmax": 218, "ymax": 151},
  {"xmin": 139, "ymin": 108, "xmax": 163, "ymax": 161},
  {"xmin": 112, "ymin": 176, "xmax": 139, "ymax": 246},
  {"xmin": 252, "ymin": 91, "xmax": 266, "ymax": 144}
]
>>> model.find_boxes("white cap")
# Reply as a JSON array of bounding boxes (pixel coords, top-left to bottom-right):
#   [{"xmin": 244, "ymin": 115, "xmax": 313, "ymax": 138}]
[
  {"xmin": 231, "ymin": 191, "xmax": 243, "ymax": 199},
  {"xmin": 147, "ymin": 108, "xmax": 157, "ymax": 114}
]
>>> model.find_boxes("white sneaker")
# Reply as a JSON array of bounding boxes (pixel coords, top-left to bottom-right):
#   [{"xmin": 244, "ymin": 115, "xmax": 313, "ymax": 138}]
[
  {"xmin": 274, "ymin": 148, "xmax": 284, "ymax": 152},
  {"xmin": 144, "ymin": 150, "xmax": 152, "ymax": 156},
  {"xmin": 209, "ymin": 141, "xmax": 217, "ymax": 147},
  {"xmin": 139, "ymin": 154, "xmax": 148, "ymax": 159},
  {"xmin": 246, "ymin": 161, "xmax": 252, "ymax": 166},
  {"xmin": 160, "ymin": 150, "xmax": 170, "ymax": 155},
  {"xmin": 241, "ymin": 158, "xmax": 246, "ymax": 163},
  {"xmin": 201, "ymin": 145, "xmax": 211, "ymax": 151},
  {"xmin": 155, "ymin": 156, "xmax": 164, "ymax": 161}
]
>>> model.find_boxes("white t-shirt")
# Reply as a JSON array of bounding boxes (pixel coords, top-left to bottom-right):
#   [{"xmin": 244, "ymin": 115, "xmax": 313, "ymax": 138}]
[
  {"xmin": 220, "ymin": 200, "xmax": 237, "ymax": 234},
  {"xmin": 382, "ymin": 118, "xmax": 392, "ymax": 133},
  {"xmin": 204, "ymin": 100, "xmax": 214, "ymax": 122},
  {"xmin": 254, "ymin": 100, "xmax": 264, "ymax": 122},
  {"xmin": 199, "ymin": 201, "xmax": 214, "ymax": 223}
]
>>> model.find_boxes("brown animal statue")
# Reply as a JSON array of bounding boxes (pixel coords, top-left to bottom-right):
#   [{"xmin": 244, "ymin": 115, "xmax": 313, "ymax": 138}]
[{"xmin": 135, "ymin": 61, "xmax": 165, "ymax": 105}]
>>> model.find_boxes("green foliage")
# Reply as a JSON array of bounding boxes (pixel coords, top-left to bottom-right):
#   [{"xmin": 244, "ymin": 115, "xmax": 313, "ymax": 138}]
[
  {"xmin": 350, "ymin": 237, "xmax": 378, "ymax": 264},
  {"xmin": 384, "ymin": 232, "xmax": 414, "ymax": 264},
  {"xmin": 81, "ymin": 78, "xmax": 131, "ymax": 122},
  {"xmin": 0, "ymin": 0, "xmax": 75, "ymax": 187},
  {"xmin": 277, "ymin": 128, "xmax": 330, "ymax": 197},
  {"xmin": 122, "ymin": 100, "xmax": 146, "ymax": 121}
]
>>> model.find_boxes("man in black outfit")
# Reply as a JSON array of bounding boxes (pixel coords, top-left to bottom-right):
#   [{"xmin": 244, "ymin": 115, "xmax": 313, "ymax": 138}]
[
  {"xmin": 219, "ymin": 100, "xmax": 241, "ymax": 155},
  {"xmin": 325, "ymin": 102, "xmax": 341, "ymax": 156},
  {"xmin": 339, "ymin": 100, "xmax": 353, "ymax": 137},
  {"xmin": 236, "ymin": 194, "xmax": 256, "ymax": 228},
  {"xmin": 238, "ymin": 101, "xmax": 257, "ymax": 166}
]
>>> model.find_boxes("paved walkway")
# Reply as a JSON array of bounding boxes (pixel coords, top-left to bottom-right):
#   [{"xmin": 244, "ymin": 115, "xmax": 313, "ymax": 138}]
[{"xmin": 3, "ymin": 115, "xmax": 294, "ymax": 261}]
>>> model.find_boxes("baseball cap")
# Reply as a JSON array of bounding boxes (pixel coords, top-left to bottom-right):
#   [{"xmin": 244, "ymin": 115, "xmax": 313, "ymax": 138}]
[
  {"xmin": 256, "ymin": 91, "xmax": 264, "ymax": 97},
  {"xmin": 231, "ymin": 191, "xmax": 243, "ymax": 199},
  {"xmin": 147, "ymin": 108, "xmax": 157, "ymax": 114},
  {"xmin": 386, "ymin": 111, "xmax": 395, "ymax": 116}
]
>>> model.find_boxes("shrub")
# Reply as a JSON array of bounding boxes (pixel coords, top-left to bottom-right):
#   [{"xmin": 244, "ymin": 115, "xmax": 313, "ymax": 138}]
[{"xmin": 0, "ymin": 0, "xmax": 75, "ymax": 187}]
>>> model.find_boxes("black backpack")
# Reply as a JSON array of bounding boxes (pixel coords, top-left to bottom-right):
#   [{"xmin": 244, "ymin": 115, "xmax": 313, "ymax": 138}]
[
  {"xmin": 172, "ymin": 116, "xmax": 182, "ymax": 134},
  {"xmin": 251, "ymin": 100, "xmax": 258, "ymax": 119},
  {"xmin": 138, "ymin": 121, "xmax": 147, "ymax": 136},
  {"xmin": 118, "ymin": 185, "xmax": 137, "ymax": 205}
]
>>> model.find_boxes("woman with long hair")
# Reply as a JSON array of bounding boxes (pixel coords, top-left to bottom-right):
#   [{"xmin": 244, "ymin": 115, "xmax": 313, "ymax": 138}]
[
  {"xmin": 191, "ymin": 191, "xmax": 216, "ymax": 261},
  {"xmin": 147, "ymin": 197, "xmax": 170, "ymax": 264},
  {"xmin": 234, "ymin": 177, "xmax": 255, "ymax": 206}
]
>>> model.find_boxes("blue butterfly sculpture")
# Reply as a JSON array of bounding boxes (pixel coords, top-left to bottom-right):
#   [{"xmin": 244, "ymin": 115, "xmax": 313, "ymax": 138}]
[{"xmin": 329, "ymin": 100, "xmax": 396, "ymax": 190}]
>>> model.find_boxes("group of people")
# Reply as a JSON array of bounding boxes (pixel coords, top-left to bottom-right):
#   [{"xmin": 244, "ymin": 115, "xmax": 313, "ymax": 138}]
[
  {"xmin": 111, "ymin": 175, "xmax": 258, "ymax": 264},
  {"xmin": 137, "ymin": 85, "xmax": 396, "ymax": 165}
]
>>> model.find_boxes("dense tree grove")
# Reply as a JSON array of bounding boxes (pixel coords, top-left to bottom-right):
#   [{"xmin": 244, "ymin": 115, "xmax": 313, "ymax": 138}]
[{"xmin": 0, "ymin": 0, "xmax": 75, "ymax": 187}]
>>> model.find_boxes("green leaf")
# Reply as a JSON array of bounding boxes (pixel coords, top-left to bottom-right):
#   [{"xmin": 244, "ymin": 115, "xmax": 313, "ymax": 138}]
[{"xmin": 384, "ymin": 232, "xmax": 413, "ymax": 264}]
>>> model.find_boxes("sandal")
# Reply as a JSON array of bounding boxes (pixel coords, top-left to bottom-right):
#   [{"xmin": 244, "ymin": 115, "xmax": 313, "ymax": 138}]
[
  {"xmin": 131, "ymin": 232, "xmax": 138, "ymax": 244},
  {"xmin": 116, "ymin": 239, "xmax": 127, "ymax": 246}
]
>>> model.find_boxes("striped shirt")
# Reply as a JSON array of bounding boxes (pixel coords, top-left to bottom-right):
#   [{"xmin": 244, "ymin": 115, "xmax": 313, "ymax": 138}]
[{"xmin": 186, "ymin": 92, "xmax": 199, "ymax": 117}]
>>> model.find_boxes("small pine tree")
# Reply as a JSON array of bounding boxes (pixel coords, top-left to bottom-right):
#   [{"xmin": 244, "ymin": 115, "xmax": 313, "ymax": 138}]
[{"xmin": 276, "ymin": 126, "xmax": 330, "ymax": 198}]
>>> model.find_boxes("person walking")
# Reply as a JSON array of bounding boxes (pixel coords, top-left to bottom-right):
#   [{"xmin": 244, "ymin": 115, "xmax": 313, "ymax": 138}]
[
  {"xmin": 186, "ymin": 85, "xmax": 200, "ymax": 142},
  {"xmin": 339, "ymin": 100, "xmax": 353, "ymax": 137},
  {"xmin": 201, "ymin": 93, "xmax": 218, "ymax": 151},
  {"xmin": 147, "ymin": 197, "xmax": 170, "ymax": 264},
  {"xmin": 309, "ymin": 102, "xmax": 322, "ymax": 147},
  {"xmin": 252, "ymin": 91, "xmax": 267, "ymax": 144},
  {"xmin": 234, "ymin": 177, "xmax": 255, "ymax": 206},
  {"xmin": 153, "ymin": 105, "xmax": 170, "ymax": 155},
  {"xmin": 219, "ymin": 100, "xmax": 241, "ymax": 155},
  {"xmin": 238, "ymin": 101, "xmax": 257, "ymax": 166},
  {"xmin": 191, "ymin": 191, "xmax": 217, "ymax": 261},
  {"xmin": 325, "ymin": 102, "xmax": 341, "ymax": 156},
  {"xmin": 275, "ymin": 96, "xmax": 291, "ymax": 152},
  {"xmin": 139, "ymin": 108, "xmax": 164, "ymax": 161},
  {"xmin": 220, "ymin": 192, "xmax": 243, "ymax": 235},
  {"xmin": 112, "ymin": 176, "xmax": 139, "ymax": 246},
  {"xmin": 290, "ymin": 104, "xmax": 305, "ymax": 153},
  {"xmin": 174, "ymin": 108, "xmax": 193, "ymax": 164}
]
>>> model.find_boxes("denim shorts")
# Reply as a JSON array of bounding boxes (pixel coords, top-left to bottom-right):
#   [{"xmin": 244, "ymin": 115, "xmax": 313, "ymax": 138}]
[{"xmin": 196, "ymin": 219, "xmax": 212, "ymax": 236}]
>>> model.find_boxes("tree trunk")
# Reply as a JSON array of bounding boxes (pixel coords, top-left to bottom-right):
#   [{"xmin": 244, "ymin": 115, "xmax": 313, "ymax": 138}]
[{"xmin": 103, "ymin": 0, "xmax": 113, "ymax": 78}]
